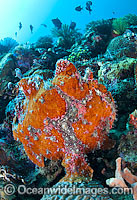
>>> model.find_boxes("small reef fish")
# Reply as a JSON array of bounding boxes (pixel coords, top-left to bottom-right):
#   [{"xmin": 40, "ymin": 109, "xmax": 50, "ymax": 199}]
[
  {"xmin": 86, "ymin": 1, "xmax": 92, "ymax": 6},
  {"xmin": 15, "ymin": 32, "xmax": 17, "ymax": 37},
  {"xmin": 41, "ymin": 24, "xmax": 47, "ymax": 28},
  {"xmin": 69, "ymin": 22, "xmax": 76, "ymax": 30},
  {"xmin": 86, "ymin": 1, "xmax": 92, "ymax": 14},
  {"xmin": 75, "ymin": 5, "xmax": 83, "ymax": 11},
  {"xmin": 15, "ymin": 68, "xmax": 23, "ymax": 79},
  {"xmin": 52, "ymin": 18, "xmax": 62, "ymax": 29},
  {"xmin": 86, "ymin": 5, "xmax": 92, "ymax": 14},
  {"xmin": 19, "ymin": 22, "xmax": 22, "ymax": 30},
  {"xmin": 30, "ymin": 25, "xmax": 33, "ymax": 33}
]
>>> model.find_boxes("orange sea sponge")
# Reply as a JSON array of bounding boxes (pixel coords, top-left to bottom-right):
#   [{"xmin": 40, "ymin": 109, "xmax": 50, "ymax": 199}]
[{"xmin": 12, "ymin": 59, "xmax": 116, "ymax": 182}]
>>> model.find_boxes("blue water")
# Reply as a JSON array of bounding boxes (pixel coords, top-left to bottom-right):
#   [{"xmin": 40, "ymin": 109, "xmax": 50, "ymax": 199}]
[{"xmin": 0, "ymin": 0, "xmax": 137, "ymax": 44}]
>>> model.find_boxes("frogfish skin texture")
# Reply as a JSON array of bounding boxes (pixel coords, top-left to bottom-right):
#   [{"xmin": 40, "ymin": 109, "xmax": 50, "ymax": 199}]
[{"xmin": 12, "ymin": 59, "xmax": 116, "ymax": 182}]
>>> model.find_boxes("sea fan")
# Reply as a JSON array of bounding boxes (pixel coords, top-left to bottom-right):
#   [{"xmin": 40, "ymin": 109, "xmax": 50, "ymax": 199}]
[{"xmin": 0, "ymin": 37, "xmax": 18, "ymax": 54}]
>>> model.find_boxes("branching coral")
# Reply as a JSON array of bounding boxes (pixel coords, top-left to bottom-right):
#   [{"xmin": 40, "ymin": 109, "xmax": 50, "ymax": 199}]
[{"xmin": 12, "ymin": 59, "xmax": 116, "ymax": 183}]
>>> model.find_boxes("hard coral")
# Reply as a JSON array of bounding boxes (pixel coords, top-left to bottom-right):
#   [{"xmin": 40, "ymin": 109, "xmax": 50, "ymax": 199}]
[
  {"xmin": 105, "ymin": 36, "xmax": 137, "ymax": 59},
  {"xmin": 12, "ymin": 59, "xmax": 116, "ymax": 182}
]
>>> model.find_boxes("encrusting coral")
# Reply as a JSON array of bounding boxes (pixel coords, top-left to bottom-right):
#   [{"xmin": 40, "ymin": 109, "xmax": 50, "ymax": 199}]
[{"xmin": 12, "ymin": 59, "xmax": 116, "ymax": 182}]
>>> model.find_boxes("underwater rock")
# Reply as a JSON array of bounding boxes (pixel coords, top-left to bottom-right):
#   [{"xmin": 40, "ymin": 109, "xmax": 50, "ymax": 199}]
[
  {"xmin": 32, "ymin": 47, "xmax": 67, "ymax": 71},
  {"xmin": 98, "ymin": 57, "xmax": 137, "ymax": 130},
  {"xmin": 68, "ymin": 34, "xmax": 106, "ymax": 62},
  {"xmin": 23, "ymin": 66, "xmax": 53, "ymax": 80},
  {"xmin": 86, "ymin": 19, "xmax": 113, "ymax": 37},
  {"xmin": 0, "ymin": 53, "xmax": 17, "ymax": 97},
  {"xmin": 68, "ymin": 19, "xmax": 114, "ymax": 63},
  {"xmin": 105, "ymin": 35, "xmax": 137, "ymax": 59},
  {"xmin": 35, "ymin": 36, "xmax": 53, "ymax": 50},
  {"xmin": 38, "ymin": 159, "xmax": 63, "ymax": 183},
  {"xmin": 0, "ymin": 124, "xmax": 62, "ymax": 199},
  {"xmin": 0, "ymin": 53, "xmax": 17, "ymax": 123},
  {"xmin": 0, "ymin": 123, "xmax": 35, "ymax": 175},
  {"xmin": 12, "ymin": 59, "xmax": 116, "ymax": 183},
  {"xmin": 118, "ymin": 110, "xmax": 137, "ymax": 166},
  {"xmin": 13, "ymin": 45, "xmax": 34, "ymax": 73},
  {"xmin": 0, "ymin": 45, "xmax": 36, "ymax": 123}
]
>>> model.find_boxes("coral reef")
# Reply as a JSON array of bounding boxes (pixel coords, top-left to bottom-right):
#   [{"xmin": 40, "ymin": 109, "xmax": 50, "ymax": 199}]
[
  {"xmin": 0, "ymin": 53, "xmax": 17, "ymax": 123},
  {"xmin": 41, "ymin": 180, "xmax": 113, "ymax": 200},
  {"xmin": 68, "ymin": 19, "xmax": 113, "ymax": 62},
  {"xmin": 105, "ymin": 35, "xmax": 137, "ymax": 59},
  {"xmin": 0, "ymin": 53, "xmax": 17, "ymax": 97},
  {"xmin": 68, "ymin": 35, "xmax": 104, "ymax": 62},
  {"xmin": 35, "ymin": 36, "xmax": 53, "ymax": 50},
  {"xmin": 98, "ymin": 57, "xmax": 137, "ymax": 130},
  {"xmin": 86, "ymin": 19, "xmax": 113, "ymax": 38},
  {"xmin": 0, "ymin": 37, "xmax": 18, "ymax": 55},
  {"xmin": 112, "ymin": 14, "xmax": 137, "ymax": 37},
  {"xmin": 124, "ymin": 14, "xmax": 137, "ymax": 27},
  {"xmin": 112, "ymin": 18, "xmax": 129, "ymax": 35},
  {"xmin": 0, "ymin": 104, "xmax": 63, "ymax": 199},
  {"xmin": 23, "ymin": 66, "xmax": 53, "ymax": 80},
  {"xmin": 51, "ymin": 24, "xmax": 82, "ymax": 50},
  {"xmin": 106, "ymin": 157, "xmax": 137, "ymax": 200},
  {"xmin": 128, "ymin": 109, "xmax": 137, "ymax": 129},
  {"xmin": 0, "ymin": 45, "xmax": 35, "ymax": 123},
  {"xmin": 118, "ymin": 110, "xmax": 137, "ymax": 165},
  {"xmin": 13, "ymin": 45, "xmax": 33, "ymax": 73},
  {"xmin": 12, "ymin": 59, "xmax": 116, "ymax": 183},
  {"xmin": 0, "ymin": 13, "xmax": 137, "ymax": 200},
  {"xmin": 68, "ymin": 44, "xmax": 90, "ymax": 62}
]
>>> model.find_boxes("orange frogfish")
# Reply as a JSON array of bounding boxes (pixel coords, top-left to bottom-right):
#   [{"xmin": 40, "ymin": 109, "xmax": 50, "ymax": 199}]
[{"xmin": 12, "ymin": 59, "xmax": 116, "ymax": 182}]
